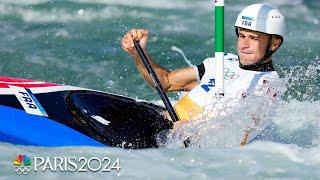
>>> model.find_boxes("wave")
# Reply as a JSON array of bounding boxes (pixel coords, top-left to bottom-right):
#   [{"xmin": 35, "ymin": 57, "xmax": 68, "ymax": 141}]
[{"xmin": 163, "ymin": 74, "xmax": 320, "ymax": 148}]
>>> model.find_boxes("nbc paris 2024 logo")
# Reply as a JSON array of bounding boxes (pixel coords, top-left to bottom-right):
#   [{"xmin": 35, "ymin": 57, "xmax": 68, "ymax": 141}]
[
  {"xmin": 13, "ymin": 155, "xmax": 32, "ymax": 175},
  {"xmin": 12, "ymin": 154, "xmax": 121, "ymax": 175}
]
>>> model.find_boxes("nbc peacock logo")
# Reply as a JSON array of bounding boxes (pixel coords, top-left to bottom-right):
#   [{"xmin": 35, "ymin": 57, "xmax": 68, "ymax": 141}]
[{"xmin": 13, "ymin": 154, "xmax": 32, "ymax": 175}]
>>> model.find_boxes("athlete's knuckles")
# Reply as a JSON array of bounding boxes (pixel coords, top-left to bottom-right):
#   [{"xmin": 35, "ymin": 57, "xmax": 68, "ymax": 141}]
[
  {"xmin": 130, "ymin": 29, "xmax": 137, "ymax": 36},
  {"xmin": 121, "ymin": 38, "xmax": 127, "ymax": 44},
  {"xmin": 137, "ymin": 31, "xmax": 143, "ymax": 39},
  {"xmin": 123, "ymin": 44, "xmax": 130, "ymax": 50}
]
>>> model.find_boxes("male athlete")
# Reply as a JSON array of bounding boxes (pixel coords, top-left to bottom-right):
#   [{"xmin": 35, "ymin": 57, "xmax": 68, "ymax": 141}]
[{"xmin": 121, "ymin": 4, "xmax": 285, "ymax": 144}]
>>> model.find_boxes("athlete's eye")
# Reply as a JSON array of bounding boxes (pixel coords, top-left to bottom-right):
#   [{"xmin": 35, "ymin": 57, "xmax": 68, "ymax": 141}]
[{"xmin": 250, "ymin": 36, "xmax": 259, "ymax": 41}]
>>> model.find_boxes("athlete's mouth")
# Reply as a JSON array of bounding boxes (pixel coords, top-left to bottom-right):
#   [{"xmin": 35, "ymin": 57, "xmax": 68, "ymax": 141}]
[{"xmin": 240, "ymin": 50, "xmax": 253, "ymax": 55}]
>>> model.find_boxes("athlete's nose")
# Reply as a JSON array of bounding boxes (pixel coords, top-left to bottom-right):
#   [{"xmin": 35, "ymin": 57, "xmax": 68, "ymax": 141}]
[
  {"xmin": 240, "ymin": 37, "xmax": 250, "ymax": 50},
  {"xmin": 243, "ymin": 37, "xmax": 251, "ymax": 47}
]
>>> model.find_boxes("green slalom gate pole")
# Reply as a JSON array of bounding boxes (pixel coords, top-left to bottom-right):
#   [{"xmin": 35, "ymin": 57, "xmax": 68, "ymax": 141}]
[{"xmin": 215, "ymin": 0, "xmax": 224, "ymax": 97}]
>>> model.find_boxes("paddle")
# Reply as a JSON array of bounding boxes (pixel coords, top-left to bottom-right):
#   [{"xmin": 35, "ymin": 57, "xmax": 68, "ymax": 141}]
[{"xmin": 133, "ymin": 40, "xmax": 179, "ymax": 122}]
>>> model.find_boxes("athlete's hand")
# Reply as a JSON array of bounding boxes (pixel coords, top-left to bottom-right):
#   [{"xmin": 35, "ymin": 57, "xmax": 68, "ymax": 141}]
[{"xmin": 121, "ymin": 29, "xmax": 149, "ymax": 57}]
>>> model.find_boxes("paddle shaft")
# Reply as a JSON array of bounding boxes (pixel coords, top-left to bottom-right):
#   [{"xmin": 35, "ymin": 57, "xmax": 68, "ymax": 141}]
[{"xmin": 133, "ymin": 40, "xmax": 179, "ymax": 122}]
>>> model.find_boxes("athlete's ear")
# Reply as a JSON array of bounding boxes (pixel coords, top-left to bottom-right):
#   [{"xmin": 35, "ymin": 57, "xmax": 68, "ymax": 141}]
[{"xmin": 270, "ymin": 35, "xmax": 282, "ymax": 51}]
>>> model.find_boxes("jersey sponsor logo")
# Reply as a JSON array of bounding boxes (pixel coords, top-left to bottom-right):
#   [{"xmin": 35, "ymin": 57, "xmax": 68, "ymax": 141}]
[
  {"xmin": 9, "ymin": 85, "xmax": 48, "ymax": 117},
  {"xmin": 201, "ymin": 68, "xmax": 239, "ymax": 92},
  {"xmin": 201, "ymin": 78, "xmax": 215, "ymax": 92},
  {"xmin": 224, "ymin": 68, "xmax": 239, "ymax": 80}
]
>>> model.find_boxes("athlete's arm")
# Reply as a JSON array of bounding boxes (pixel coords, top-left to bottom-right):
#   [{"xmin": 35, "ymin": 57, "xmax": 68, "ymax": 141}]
[{"xmin": 122, "ymin": 29, "xmax": 198, "ymax": 92}]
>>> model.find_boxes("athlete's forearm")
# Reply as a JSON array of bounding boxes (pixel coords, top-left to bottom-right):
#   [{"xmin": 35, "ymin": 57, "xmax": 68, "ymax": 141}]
[{"xmin": 132, "ymin": 53, "xmax": 170, "ymax": 91}]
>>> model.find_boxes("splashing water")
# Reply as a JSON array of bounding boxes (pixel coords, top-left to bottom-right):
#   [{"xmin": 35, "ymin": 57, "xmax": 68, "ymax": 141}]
[
  {"xmin": 281, "ymin": 59, "xmax": 320, "ymax": 101},
  {"xmin": 164, "ymin": 73, "xmax": 320, "ymax": 149}
]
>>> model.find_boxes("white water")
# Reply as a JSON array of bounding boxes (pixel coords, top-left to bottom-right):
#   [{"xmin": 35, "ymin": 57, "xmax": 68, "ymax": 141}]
[{"xmin": 1, "ymin": 78, "xmax": 320, "ymax": 179}]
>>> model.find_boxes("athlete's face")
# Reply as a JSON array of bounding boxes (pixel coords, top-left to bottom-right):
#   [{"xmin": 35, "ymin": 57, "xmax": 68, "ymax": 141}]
[{"xmin": 237, "ymin": 28, "xmax": 271, "ymax": 65}]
